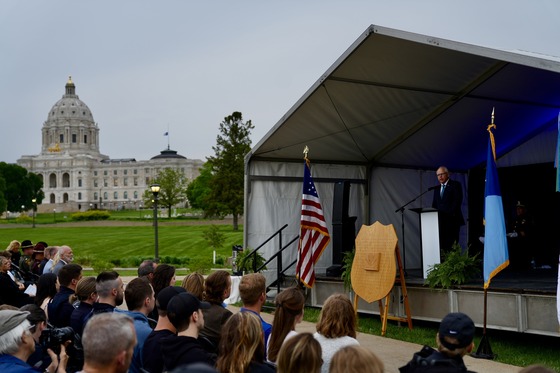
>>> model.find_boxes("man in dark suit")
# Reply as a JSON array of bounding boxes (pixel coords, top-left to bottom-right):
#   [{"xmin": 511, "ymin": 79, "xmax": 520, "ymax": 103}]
[{"xmin": 432, "ymin": 166, "xmax": 465, "ymax": 259}]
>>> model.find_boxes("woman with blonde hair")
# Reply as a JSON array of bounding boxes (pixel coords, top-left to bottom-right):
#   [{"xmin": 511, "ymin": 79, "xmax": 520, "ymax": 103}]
[
  {"xmin": 267, "ymin": 286, "xmax": 305, "ymax": 363},
  {"xmin": 313, "ymin": 293, "xmax": 359, "ymax": 373},
  {"xmin": 329, "ymin": 345, "xmax": 384, "ymax": 373},
  {"xmin": 182, "ymin": 272, "xmax": 205, "ymax": 300},
  {"xmin": 69, "ymin": 276, "xmax": 97, "ymax": 336},
  {"xmin": 216, "ymin": 311, "xmax": 274, "ymax": 373},
  {"xmin": 277, "ymin": 332, "xmax": 322, "ymax": 373},
  {"xmin": 6, "ymin": 240, "xmax": 21, "ymax": 266}
]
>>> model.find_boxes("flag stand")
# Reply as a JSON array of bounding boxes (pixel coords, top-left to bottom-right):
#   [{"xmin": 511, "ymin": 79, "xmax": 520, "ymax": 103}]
[{"xmin": 471, "ymin": 288, "xmax": 496, "ymax": 360}]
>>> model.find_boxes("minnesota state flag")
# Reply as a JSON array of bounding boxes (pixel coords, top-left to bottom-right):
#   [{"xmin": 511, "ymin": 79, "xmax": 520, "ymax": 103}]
[{"xmin": 483, "ymin": 120, "xmax": 509, "ymax": 289}]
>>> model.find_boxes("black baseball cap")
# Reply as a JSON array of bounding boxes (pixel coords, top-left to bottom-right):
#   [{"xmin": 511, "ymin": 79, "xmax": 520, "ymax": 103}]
[
  {"xmin": 438, "ymin": 312, "xmax": 475, "ymax": 350},
  {"xmin": 167, "ymin": 292, "xmax": 211, "ymax": 318},
  {"xmin": 156, "ymin": 286, "xmax": 186, "ymax": 311}
]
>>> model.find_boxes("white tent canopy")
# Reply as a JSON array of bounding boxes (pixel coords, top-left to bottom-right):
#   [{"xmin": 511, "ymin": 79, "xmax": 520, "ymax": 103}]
[{"xmin": 244, "ymin": 25, "xmax": 560, "ymax": 277}]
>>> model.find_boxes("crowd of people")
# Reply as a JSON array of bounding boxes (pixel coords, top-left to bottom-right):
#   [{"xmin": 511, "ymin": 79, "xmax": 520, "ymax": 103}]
[{"xmin": 0, "ymin": 240, "xmax": 556, "ymax": 373}]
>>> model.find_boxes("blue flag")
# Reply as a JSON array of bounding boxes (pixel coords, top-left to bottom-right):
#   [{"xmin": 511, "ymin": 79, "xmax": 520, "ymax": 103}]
[{"xmin": 483, "ymin": 122, "xmax": 509, "ymax": 289}]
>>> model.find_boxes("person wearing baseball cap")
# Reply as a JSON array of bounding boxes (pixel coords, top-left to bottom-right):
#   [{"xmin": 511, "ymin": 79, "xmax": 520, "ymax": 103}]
[
  {"xmin": 160, "ymin": 292, "xmax": 215, "ymax": 371},
  {"xmin": 399, "ymin": 312, "xmax": 476, "ymax": 372},
  {"xmin": 0, "ymin": 309, "xmax": 68, "ymax": 372},
  {"xmin": 143, "ymin": 286, "xmax": 186, "ymax": 373}
]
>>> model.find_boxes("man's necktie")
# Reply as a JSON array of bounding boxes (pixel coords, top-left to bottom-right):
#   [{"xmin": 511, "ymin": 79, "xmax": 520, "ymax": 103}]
[{"xmin": 440, "ymin": 184, "xmax": 445, "ymax": 198}]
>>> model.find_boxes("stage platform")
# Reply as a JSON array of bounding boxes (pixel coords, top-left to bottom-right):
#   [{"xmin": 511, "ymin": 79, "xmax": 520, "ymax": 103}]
[{"xmin": 287, "ymin": 266, "xmax": 559, "ymax": 337}]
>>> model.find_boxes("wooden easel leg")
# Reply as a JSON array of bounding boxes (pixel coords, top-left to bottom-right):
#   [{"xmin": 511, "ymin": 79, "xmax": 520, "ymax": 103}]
[
  {"xmin": 381, "ymin": 294, "xmax": 390, "ymax": 336},
  {"xmin": 395, "ymin": 244, "xmax": 413, "ymax": 330}
]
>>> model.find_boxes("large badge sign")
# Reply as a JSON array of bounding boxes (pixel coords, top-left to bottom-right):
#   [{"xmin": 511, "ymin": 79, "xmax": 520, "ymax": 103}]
[{"xmin": 351, "ymin": 222, "xmax": 398, "ymax": 303}]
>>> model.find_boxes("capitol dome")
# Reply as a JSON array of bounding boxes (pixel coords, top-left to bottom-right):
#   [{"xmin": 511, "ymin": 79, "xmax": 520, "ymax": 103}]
[
  {"xmin": 41, "ymin": 77, "xmax": 101, "ymax": 157},
  {"xmin": 48, "ymin": 76, "xmax": 95, "ymax": 122}
]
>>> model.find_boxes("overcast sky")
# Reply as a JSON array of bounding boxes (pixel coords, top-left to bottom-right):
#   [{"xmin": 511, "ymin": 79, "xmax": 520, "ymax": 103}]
[{"xmin": 2, "ymin": 1, "xmax": 559, "ymax": 165}]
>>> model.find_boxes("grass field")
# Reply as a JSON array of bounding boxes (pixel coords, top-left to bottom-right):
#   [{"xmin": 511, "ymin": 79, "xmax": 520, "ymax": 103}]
[{"xmin": 0, "ymin": 220, "xmax": 243, "ymax": 271}]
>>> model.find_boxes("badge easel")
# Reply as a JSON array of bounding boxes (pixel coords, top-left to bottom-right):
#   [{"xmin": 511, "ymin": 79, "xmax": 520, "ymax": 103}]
[{"xmin": 350, "ymin": 221, "xmax": 413, "ymax": 336}]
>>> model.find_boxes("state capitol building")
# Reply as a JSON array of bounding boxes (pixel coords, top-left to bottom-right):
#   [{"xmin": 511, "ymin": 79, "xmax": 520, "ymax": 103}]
[{"xmin": 17, "ymin": 77, "xmax": 204, "ymax": 213}]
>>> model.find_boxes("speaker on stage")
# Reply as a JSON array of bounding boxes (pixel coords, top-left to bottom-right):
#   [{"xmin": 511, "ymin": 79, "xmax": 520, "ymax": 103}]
[
  {"xmin": 329, "ymin": 181, "xmax": 357, "ymax": 275},
  {"xmin": 333, "ymin": 180, "xmax": 350, "ymax": 224}
]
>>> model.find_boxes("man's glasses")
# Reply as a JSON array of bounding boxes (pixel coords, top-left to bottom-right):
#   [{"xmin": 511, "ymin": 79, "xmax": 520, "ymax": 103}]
[{"xmin": 436, "ymin": 173, "xmax": 448, "ymax": 177}]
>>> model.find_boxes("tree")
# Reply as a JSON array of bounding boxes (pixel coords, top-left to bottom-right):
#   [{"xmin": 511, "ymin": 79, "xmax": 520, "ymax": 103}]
[
  {"xmin": 0, "ymin": 175, "xmax": 7, "ymax": 214},
  {"xmin": 203, "ymin": 225, "xmax": 226, "ymax": 251},
  {"xmin": 143, "ymin": 168, "xmax": 189, "ymax": 218},
  {"xmin": 0, "ymin": 162, "xmax": 44, "ymax": 214},
  {"xmin": 206, "ymin": 111, "xmax": 254, "ymax": 231},
  {"xmin": 186, "ymin": 161, "xmax": 213, "ymax": 211}
]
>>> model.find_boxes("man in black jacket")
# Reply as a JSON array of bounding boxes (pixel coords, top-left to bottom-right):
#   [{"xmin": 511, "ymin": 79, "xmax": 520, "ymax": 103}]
[
  {"xmin": 399, "ymin": 312, "xmax": 476, "ymax": 373},
  {"xmin": 143, "ymin": 286, "xmax": 186, "ymax": 373},
  {"xmin": 160, "ymin": 292, "xmax": 215, "ymax": 371},
  {"xmin": 48, "ymin": 263, "xmax": 83, "ymax": 327}
]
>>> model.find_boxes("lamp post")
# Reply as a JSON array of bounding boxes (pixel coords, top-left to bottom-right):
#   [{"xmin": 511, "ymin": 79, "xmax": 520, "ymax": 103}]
[
  {"xmin": 31, "ymin": 198, "xmax": 36, "ymax": 228},
  {"xmin": 150, "ymin": 184, "xmax": 161, "ymax": 263}
]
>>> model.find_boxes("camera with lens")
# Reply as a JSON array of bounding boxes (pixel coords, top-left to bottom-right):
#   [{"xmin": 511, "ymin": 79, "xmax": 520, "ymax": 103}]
[{"xmin": 40, "ymin": 326, "xmax": 75, "ymax": 354}]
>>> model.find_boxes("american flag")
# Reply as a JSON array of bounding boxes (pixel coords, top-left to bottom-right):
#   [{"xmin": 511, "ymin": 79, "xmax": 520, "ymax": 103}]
[{"xmin": 296, "ymin": 160, "xmax": 330, "ymax": 288}]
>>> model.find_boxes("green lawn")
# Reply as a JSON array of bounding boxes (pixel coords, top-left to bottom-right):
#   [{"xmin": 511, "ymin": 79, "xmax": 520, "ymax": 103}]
[{"xmin": 0, "ymin": 223, "xmax": 243, "ymax": 271}]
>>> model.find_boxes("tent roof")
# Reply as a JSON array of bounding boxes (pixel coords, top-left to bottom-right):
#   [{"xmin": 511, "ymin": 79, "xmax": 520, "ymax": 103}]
[{"xmin": 248, "ymin": 25, "xmax": 560, "ymax": 172}]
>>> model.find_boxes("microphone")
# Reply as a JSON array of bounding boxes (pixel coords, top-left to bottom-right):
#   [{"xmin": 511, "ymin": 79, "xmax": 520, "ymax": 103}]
[{"xmin": 428, "ymin": 185, "xmax": 439, "ymax": 191}]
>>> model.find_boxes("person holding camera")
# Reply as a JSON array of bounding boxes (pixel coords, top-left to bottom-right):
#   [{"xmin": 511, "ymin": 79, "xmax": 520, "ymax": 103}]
[
  {"xmin": 20, "ymin": 303, "xmax": 52, "ymax": 371},
  {"xmin": 0, "ymin": 309, "xmax": 68, "ymax": 373}
]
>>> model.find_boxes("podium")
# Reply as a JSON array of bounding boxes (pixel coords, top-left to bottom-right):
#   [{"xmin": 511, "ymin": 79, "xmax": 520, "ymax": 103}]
[{"xmin": 410, "ymin": 208, "xmax": 440, "ymax": 278}]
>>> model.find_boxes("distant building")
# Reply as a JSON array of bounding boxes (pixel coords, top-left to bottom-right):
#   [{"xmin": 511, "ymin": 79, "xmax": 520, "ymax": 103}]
[{"xmin": 17, "ymin": 77, "xmax": 204, "ymax": 213}]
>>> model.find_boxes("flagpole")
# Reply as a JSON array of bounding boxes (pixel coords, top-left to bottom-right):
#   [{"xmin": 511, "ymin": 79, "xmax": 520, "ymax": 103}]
[
  {"xmin": 472, "ymin": 108, "xmax": 505, "ymax": 360},
  {"xmin": 297, "ymin": 146, "xmax": 310, "ymax": 289},
  {"xmin": 296, "ymin": 145, "xmax": 330, "ymax": 290},
  {"xmin": 473, "ymin": 288, "xmax": 495, "ymax": 359}
]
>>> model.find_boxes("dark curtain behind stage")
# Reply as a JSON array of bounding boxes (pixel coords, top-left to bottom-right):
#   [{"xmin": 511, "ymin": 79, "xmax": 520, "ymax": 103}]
[{"xmin": 468, "ymin": 163, "xmax": 560, "ymax": 269}]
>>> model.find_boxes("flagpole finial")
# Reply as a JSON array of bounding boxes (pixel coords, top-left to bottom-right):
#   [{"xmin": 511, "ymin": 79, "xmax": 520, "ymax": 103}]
[
  {"xmin": 303, "ymin": 146, "xmax": 309, "ymax": 159},
  {"xmin": 491, "ymin": 107, "xmax": 495, "ymax": 124}
]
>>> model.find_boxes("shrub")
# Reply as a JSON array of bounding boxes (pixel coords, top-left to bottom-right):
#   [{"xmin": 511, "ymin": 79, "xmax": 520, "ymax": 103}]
[
  {"xmin": 16, "ymin": 215, "xmax": 32, "ymax": 224},
  {"xmin": 74, "ymin": 255, "xmax": 94, "ymax": 267},
  {"xmin": 188, "ymin": 258, "xmax": 212, "ymax": 274},
  {"xmin": 341, "ymin": 248, "xmax": 355, "ymax": 291},
  {"xmin": 92, "ymin": 259, "xmax": 114, "ymax": 273},
  {"xmin": 215, "ymin": 255, "xmax": 225, "ymax": 266},
  {"xmin": 235, "ymin": 248, "xmax": 267, "ymax": 273},
  {"xmin": 426, "ymin": 243, "xmax": 481, "ymax": 289},
  {"xmin": 71, "ymin": 210, "xmax": 111, "ymax": 221}
]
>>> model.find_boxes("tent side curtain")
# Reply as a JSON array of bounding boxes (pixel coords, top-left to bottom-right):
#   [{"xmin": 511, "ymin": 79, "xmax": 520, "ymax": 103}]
[{"xmin": 244, "ymin": 160, "xmax": 367, "ymax": 281}]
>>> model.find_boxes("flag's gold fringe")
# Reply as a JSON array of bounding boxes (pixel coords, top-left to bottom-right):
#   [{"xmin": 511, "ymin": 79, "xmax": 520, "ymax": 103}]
[{"xmin": 483, "ymin": 259, "xmax": 510, "ymax": 289}]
